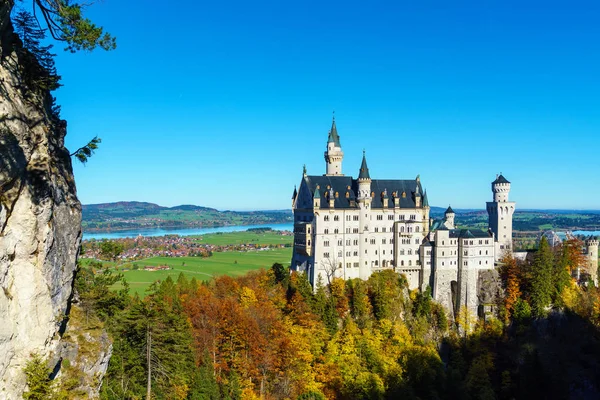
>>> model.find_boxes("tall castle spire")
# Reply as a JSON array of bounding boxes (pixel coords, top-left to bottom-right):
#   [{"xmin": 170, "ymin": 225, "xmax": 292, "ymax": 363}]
[{"xmin": 324, "ymin": 114, "xmax": 344, "ymax": 176}]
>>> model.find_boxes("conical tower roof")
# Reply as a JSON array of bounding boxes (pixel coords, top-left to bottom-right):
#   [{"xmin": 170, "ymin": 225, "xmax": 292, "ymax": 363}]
[
  {"xmin": 358, "ymin": 151, "xmax": 370, "ymax": 180},
  {"xmin": 327, "ymin": 117, "xmax": 341, "ymax": 147}
]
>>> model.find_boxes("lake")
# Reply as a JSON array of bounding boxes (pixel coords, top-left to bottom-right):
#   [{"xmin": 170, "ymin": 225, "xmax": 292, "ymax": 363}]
[{"xmin": 83, "ymin": 223, "xmax": 294, "ymax": 240}]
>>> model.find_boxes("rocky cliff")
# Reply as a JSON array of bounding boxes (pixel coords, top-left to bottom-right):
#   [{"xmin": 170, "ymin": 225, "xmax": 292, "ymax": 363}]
[{"xmin": 0, "ymin": 1, "xmax": 82, "ymax": 397}]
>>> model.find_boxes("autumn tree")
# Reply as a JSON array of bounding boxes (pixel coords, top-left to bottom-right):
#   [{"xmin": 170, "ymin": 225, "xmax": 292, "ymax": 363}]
[{"xmin": 499, "ymin": 252, "xmax": 521, "ymax": 322}]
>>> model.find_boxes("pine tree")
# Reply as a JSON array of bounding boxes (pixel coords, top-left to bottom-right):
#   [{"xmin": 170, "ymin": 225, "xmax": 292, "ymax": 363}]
[
  {"xmin": 530, "ymin": 236, "xmax": 554, "ymax": 317},
  {"xmin": 22, "ymin": 354, "xmax": 54, "ymax": 400},
  {"xmin": 12, "ymin": 10, "xmax": 61, "ymax": 91}
]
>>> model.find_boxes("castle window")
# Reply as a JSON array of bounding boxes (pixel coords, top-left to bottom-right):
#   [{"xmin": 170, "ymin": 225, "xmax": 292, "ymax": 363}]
[
  {"xmin": 442, "ymin": 251, "xmax": 445, "ymax": 256},
  {"xmin": 416, "ymin": 226, "xmax": 420, "ymax": 232},
  {"xmin": 324, "ymin": 216, "xmax": 329, "ymax": 221},
  {"xmin": 370, "ymin": 239, "xmax": 376, "ymax": 245},
  {"xmin": 464, "ymin": 261, "xmax": 467, "ymax": 266},
  {"xmin": 383, "ymin": 250, "xmax": 385, "ymax": 255},
  {"xmin": 486, "ymin": 250, "xmax": 488, "ymax": 255},
  {"xmin": 485, "ymin": 240, "xmax": 489, "ymax": 244},
  {"xmin": 324, "ymin": 229, "xmax": 329, "ymax": 234},
  {"xmin": 338, "ymin": 251, "xmax": 342, "ymax": 257},
  {"xmin": 354, "ymin": 262, "xmax": 359, "ymax": 268},
  {"xmin": 353, "ymin": 228, "xmax": 359, "ymax": 233},
  {"xmin": 354, "ymin": 251, "xmax": 358, "ymax": 256},
  {"xmin": 442, "ymin": 241, "xmax": 445, "ymax": 245},
  {"xmin": 375, "ymin": 227, "xmax": 379, "ymax": 232},
  {"xmin": 353, "ymin": 215, "xmax": 359, "ymax": 221},
  {"xmin": 338, "ymin": 240, "xmax": 342, "ymax": 246},
  {"xmin": 401, "ymin": 261, "xmax": 404, "ymax": 266},
  {"xmin": 464, "ymin": 251, "xmax": 468, "ymax": 256},
  {"xmin": 388, "ymin": 215, "xmax": 394, "ymax": 220},
  {"xmin": 353, "ymin": 240, "xmax": 358, "ymax": 245},
  {"xmin": 479, "ymin": 261, "xmax": 482, "ymax": 265},
  {"xmin": 346, "ymin": 240, "xmax": 351, "ymax": 246},
  {"xmin": 346, "ymin": 215, "xmax": 350, "ymax": 221},
  {"xmin": 375, "ymin": 260, "xmax": 379, "ymax": 266},
  {"xmin": 382, "ymin": 227, "xmax": 386, "ymax": 232},
  {"xmin": 377, "ymin": 215, "xmax": 383, "ymax": 221},
  {"xmin": 409, "ymin": 260, "xmax": 412, "ymax": 266},
  {"xmin": 400, "ymin": 250, "xmax": 405, "ymax": 255},
  {"xmin": 415, "ymin": 239, "xmax": 419, "ymax": 244},
  {"xmin": 324, "ymin": 252, "xmax": 329, "ymax": 258},
  {"xmin": 382, "ymin": 239, "xmax": 387, "ymax": 244},
  {"xmin": 346, "ymin": 228, "xmax": 350, "ymax": 233},
  {"xmin": 479, "ymin": 250, "xmax": 482, "ymax": 255},
  {"xmin": 400, "ymin": 215, "xmax": 405, "ymax": 220},
  {"xmin": 334, "ymin": 229, "xmax": 339, "ymax": 234},
  {"xmin": 442, "ymin": 262, "xmax": 444, "ymax": 266},
  {"xmin": 408, "ymin": 249, "xmax": 412, "ymax": 255},
  {"xmin": 391, "ymin": 239, "xmax": 394, "ymax": 244},
  {"xmin": 479, "ymin": 240, "xmax": 482, "ymax": 245},
  {"xmin": 375, "ymin": 250, "xmax": 378, "ymax": 255},
  {"xmin": 334, "ymin": 215, "xmax": 339, "ymax": 221},
  {"xmin": 324, "ymin": 241, "xmax": 330, "ymax": 247}
]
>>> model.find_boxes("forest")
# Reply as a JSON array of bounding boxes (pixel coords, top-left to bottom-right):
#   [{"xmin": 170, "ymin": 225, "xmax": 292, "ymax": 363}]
[{"xmin": 23, "ymin": 237, "xmax": 600, "ymax": 399}]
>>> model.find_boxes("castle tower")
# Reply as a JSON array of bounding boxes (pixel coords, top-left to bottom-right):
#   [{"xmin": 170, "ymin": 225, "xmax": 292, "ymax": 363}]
[
  {"xmin": 324, "ymin": 117, "xmax": 344, "ymax": 176},
  {"xmin": 586, "ymin": 237, "xmax": 599, "ymax": 286},
  {"xmin": 357, "ymin": 151, "xmax": 371, "ymax": 280},
  {"xmin": 486, "ymin": 174, "xmax": 516, "ymax": 260},
  {"xmin": 444, "ymin": 206, "xmax": 455, "ymax": 229}
]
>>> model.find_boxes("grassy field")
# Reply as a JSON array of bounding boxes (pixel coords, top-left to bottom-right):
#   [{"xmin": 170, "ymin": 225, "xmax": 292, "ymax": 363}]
[
  {"xmin": 191, "ymin": 231, "xmax": 293, "ymax": 246},
  {"xmin": 103, "ymin": 248, "xmax": 291, "ymax": 296}
]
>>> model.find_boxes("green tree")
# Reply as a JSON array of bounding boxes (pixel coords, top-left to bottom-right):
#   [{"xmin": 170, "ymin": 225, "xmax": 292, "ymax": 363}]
[
  {"xmin": 99, "ymin": 240, "xmax": 124, "ymax": 262},
  {"xmin": 23, "ymin": 0, "xmax": 116, "ymax": 52},
  {"xmin": 12, "ymin": 10, "xmax": 61, "ymax": 91},
  {"xmin": 22, "ymin": 354, "xmax": 54, "ymax": 400},
  {"xmin": 530, "ymin": 236, "xmax": 554, "ymax": 317}
]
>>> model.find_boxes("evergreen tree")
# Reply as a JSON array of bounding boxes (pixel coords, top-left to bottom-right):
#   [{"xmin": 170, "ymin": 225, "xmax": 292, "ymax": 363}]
[
  {"xmin": 22, "ymin": 354, "xmax": 54, "ymax": 400},
  {"xmin": 12, "ymin": 10, "xmax": 61, "ymax": 91},
  {"xmin": 530, "ymin": 236, "xmax": 554, "ymax": 317}
]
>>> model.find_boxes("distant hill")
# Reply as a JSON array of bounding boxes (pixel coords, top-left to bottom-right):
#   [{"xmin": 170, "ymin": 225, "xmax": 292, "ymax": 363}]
[
  {"xmin": 82, "ymin": 202, "xmax": 292, "ymax": 232},
  {"xmin": 82, "ymin": 202, "xmax": 600, "ymax": 233}
]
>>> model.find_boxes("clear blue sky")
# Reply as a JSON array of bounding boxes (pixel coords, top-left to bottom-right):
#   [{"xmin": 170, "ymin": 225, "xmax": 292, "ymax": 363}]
[{"xmin": 54, "ymin": 0, "xmax": 600, "ymax": 210}]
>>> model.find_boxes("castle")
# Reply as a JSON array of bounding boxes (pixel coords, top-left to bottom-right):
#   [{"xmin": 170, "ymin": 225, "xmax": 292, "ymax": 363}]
[{"xmin": 291, "ymin": 118, "xmax": 516, "ymax": 316}]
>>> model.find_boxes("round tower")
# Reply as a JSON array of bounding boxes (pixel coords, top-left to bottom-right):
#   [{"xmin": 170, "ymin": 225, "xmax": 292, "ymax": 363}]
[
  {"xmin": 487, "ymin": 174, "xmax": 516, "ymax": 261},
  {"xmin": 586, "ymin": 237, "xmax": 599, "ymax": 285},
  {"xmin": 324, "ymin": 117, "xmax": 344, "ymax": 176},
  {"xmin": 492, "ymin": 174, "xmax": 511, "ymax": 202},
  {"xmin": 444, "ymin": 206, "xmax": 455, "ymax": 229},
  {"xmin": 357, "ymin": 151, "xmax": 371, "ymax": 280}
]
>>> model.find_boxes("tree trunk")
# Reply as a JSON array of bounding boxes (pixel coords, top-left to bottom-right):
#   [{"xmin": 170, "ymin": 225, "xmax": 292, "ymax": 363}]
[{"xmin": 146, "ymin": 326, "xmax": 152, "ymax": 400}]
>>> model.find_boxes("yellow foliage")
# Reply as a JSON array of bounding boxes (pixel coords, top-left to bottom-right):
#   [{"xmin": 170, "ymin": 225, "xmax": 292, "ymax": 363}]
[
  {"xmin": 239, "ymin": 286, "xmax": 257, "ymax": 309},
  {"xmin": 456, "ymin": 306, "xmax": 477, "ymax": 335},
  {"xmin": 241, "ymin": 387, "xmax": 261, "ymax": 400},
  {"xmin": 171, "ymin": 383, "xmax": 189, "ymax": 400},
  {"xmin": 560, "ymin": 280, "xmax": 579, "ymax": 309}
]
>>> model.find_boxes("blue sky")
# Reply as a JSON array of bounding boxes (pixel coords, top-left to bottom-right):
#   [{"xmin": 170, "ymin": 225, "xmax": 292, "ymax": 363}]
[{"xmin": 52, "ymin": 0, "xmax": 600, "ymax": 210}]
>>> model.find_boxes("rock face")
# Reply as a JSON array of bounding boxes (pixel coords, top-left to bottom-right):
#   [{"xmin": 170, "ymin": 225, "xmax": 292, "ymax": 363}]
[{"xmin": 0, "ymin": 2, "xmax": 82, "ymax": 398}]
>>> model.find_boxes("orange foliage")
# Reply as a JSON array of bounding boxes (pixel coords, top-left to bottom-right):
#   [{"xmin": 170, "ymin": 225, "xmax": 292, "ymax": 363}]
[{"xmin": 500, "ymin": 253, "xmax": 521, "ymax": 322}]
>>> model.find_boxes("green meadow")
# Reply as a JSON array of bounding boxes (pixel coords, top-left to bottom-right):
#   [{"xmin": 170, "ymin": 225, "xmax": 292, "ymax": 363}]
[{"xmin": 106, "ymin": 248, "xmax": 291, "ymax": 296}]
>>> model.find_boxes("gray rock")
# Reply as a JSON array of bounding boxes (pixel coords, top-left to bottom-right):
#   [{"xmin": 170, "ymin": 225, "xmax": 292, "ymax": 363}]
[{"xmin": 0, "ymin": 3, "xmax": 82, "ymax": 398}]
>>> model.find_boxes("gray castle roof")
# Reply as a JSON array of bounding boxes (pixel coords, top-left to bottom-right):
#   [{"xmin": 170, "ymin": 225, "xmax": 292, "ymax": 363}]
[
  {"xmin": 493, "ymin": 174, "xmax": 510, "ymax": 184},
  {"xmin": 445, "ymin": 206, "xmax": 454, "ymax": 214},
  {"xmin": 358, "ymin": 152, "xmax": 370, "ymax": 180},
  {"xmin": 304, "ymin": 175, "xmax": 423, "ymax": 209},
  {"xmin": 327, "ymin": 118, "xmax": 341, "ymax": 147},
  {"xmin": 449, "ymin": 229, "xmax": 492, "ymax": 239}
]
